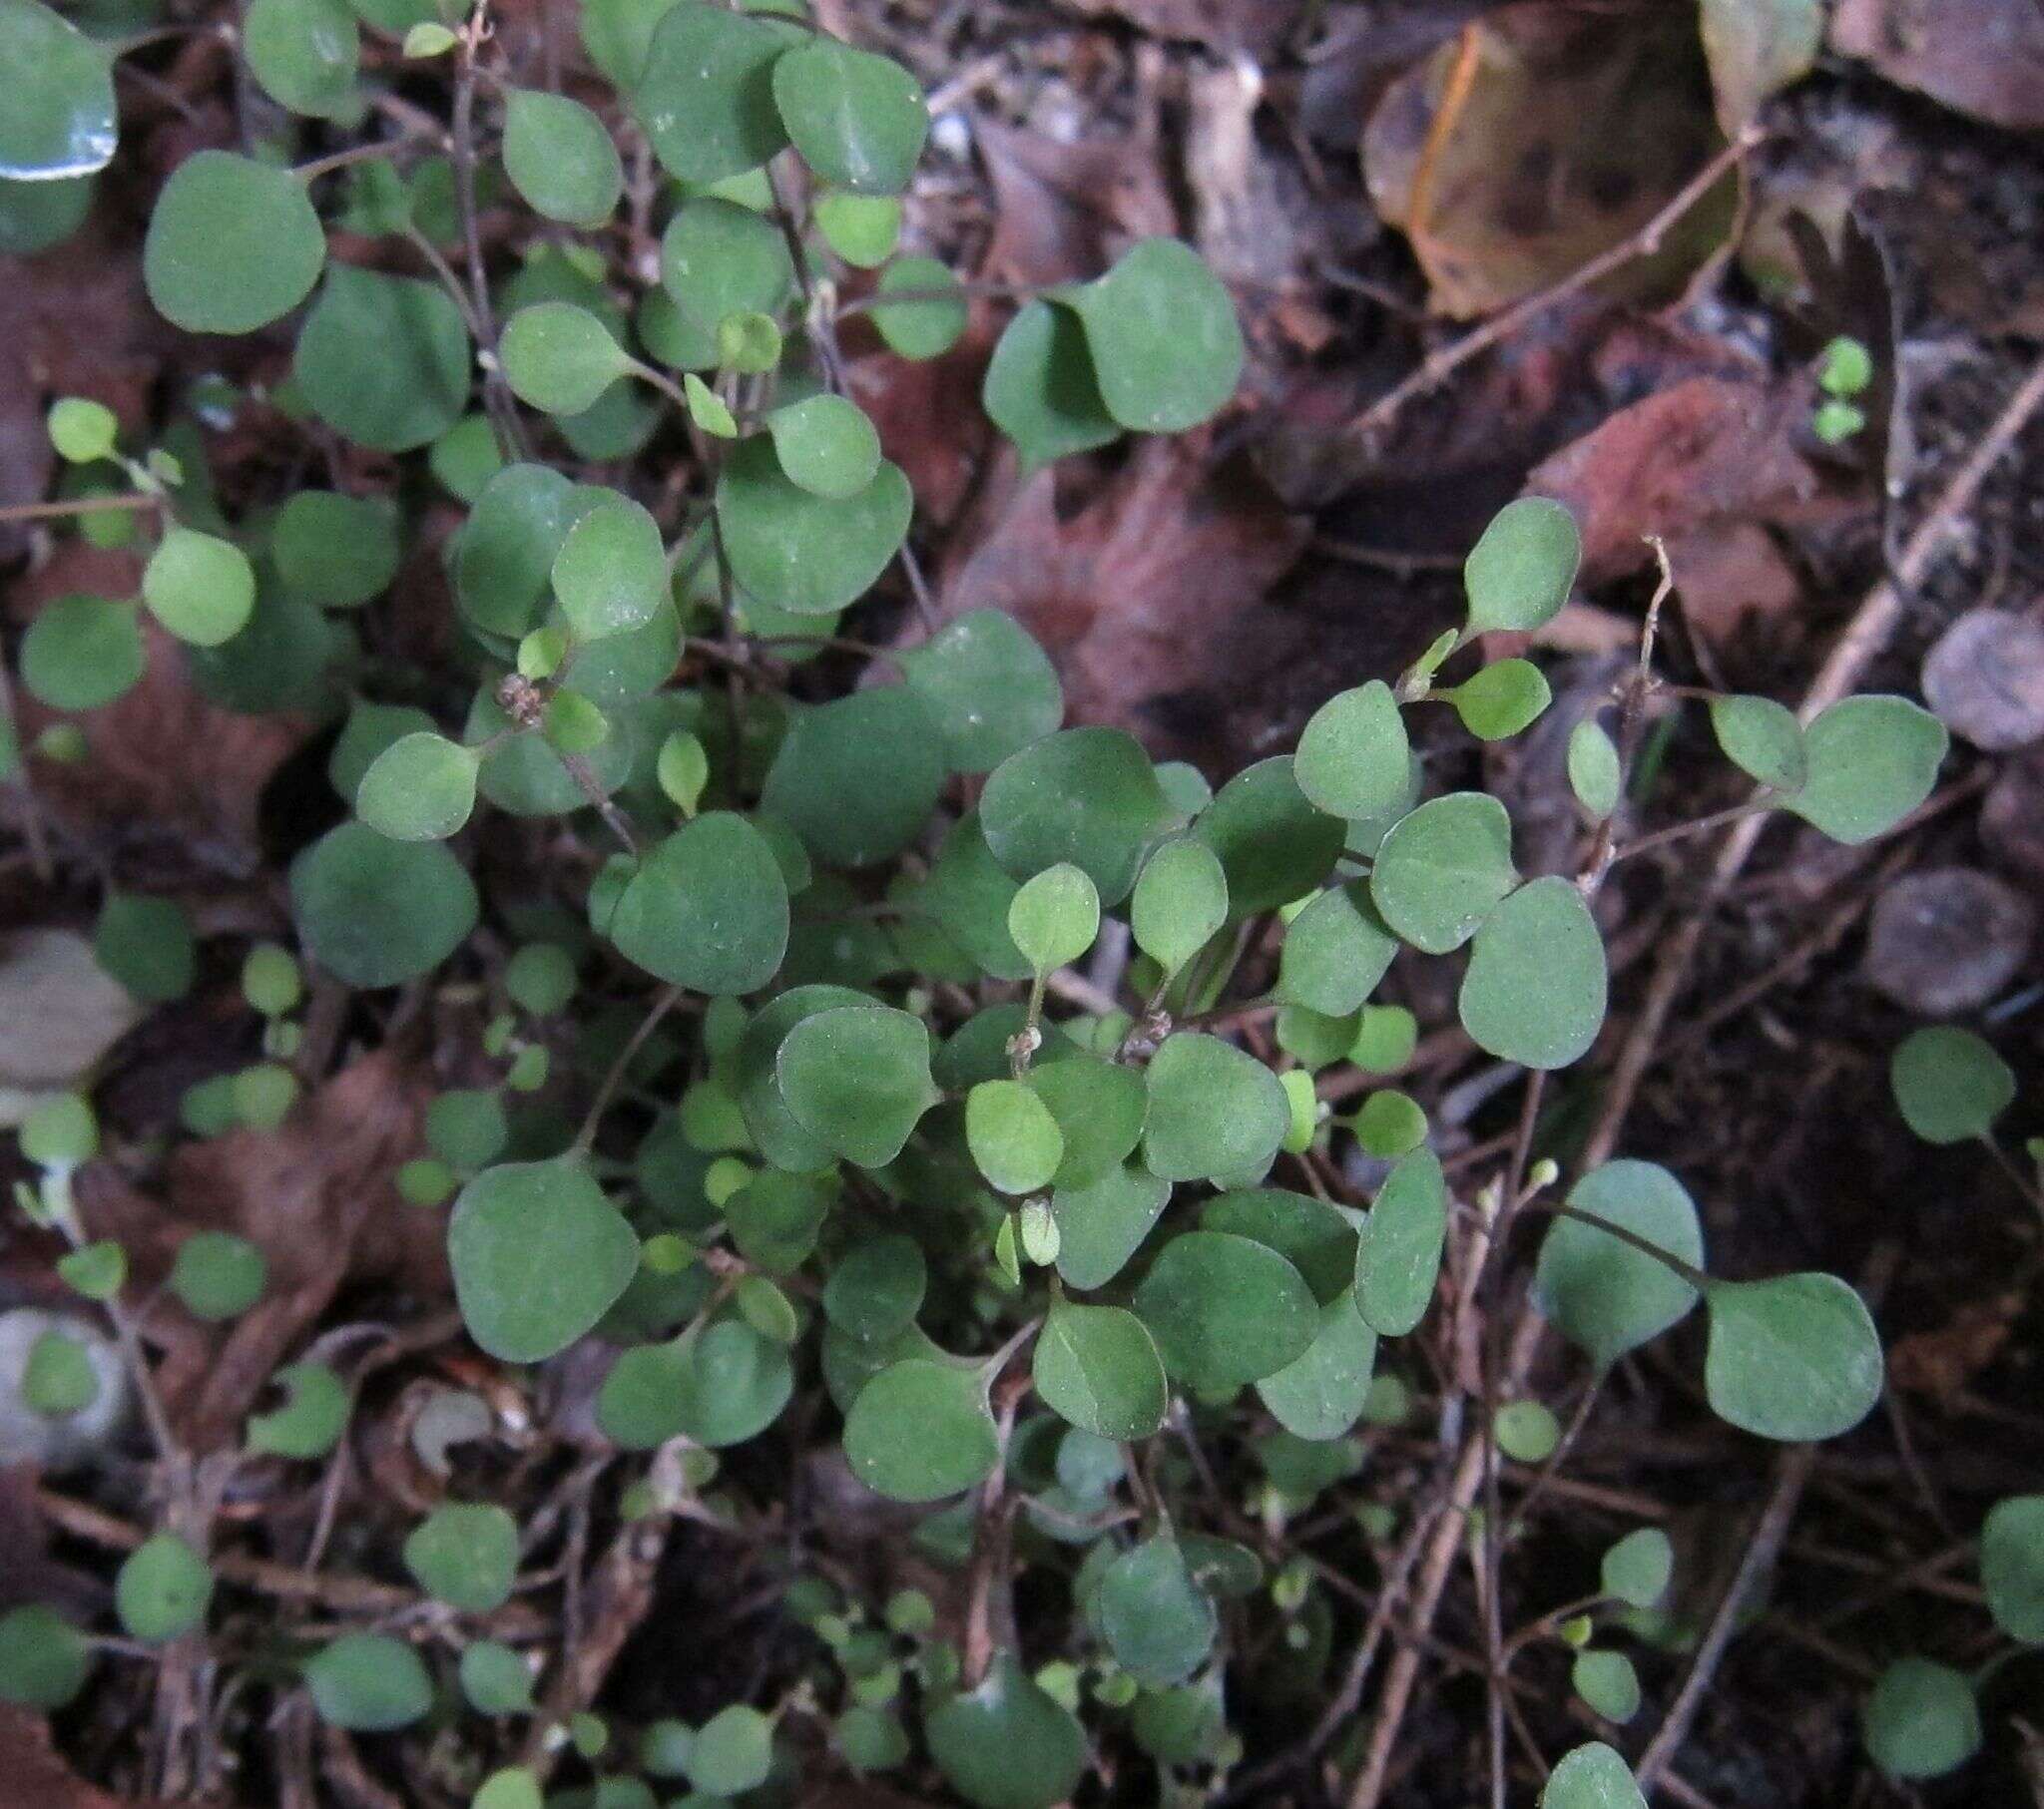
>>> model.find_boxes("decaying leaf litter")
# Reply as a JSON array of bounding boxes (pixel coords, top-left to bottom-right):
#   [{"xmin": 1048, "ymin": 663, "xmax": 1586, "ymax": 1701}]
[{"xmin": 4, "ymin": 0, "xmax": 2044, "ymax": 1804}]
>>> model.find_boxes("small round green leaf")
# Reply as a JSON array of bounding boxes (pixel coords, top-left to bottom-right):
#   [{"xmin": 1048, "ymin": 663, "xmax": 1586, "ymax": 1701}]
[
  {"xmin": 982, "ymin": 296, "xmax": 1119, "ymax": 468},
  {"xmin": 870, "ymin": 253, "xmax": 969, "ymax": 359},
  {"xmin": 1444, "ymin": 658, "xmax": 1552, "ymax": 740},
  {"xmin": 47, "ymin": 397, "xmax": 117, "ymax": 463},
  {"xmin": 355, "ymin": 731, "xmax": 479, "ymax": 842},
  {"xmin": 777, "ymin": 1004, "xmax": 937, "ymax": 1167},
  {"xmin": 766, "ymin": 393, "xmax": 881, "ymax": 500},
  {"xmin": 1142, "ymin": 1032, "xmax": 1289, "ymax": 1184},
  {"xmin": 690, "ymin": 1703, "xmax": 774, "ymax": 1795},
  {"xmin": 23, "ymin": 1328, "xmax": 99, "ymax": 1417},
  {"xmin": 0, "ymin": 0, "xmax": 117, "ymax": 180},
  {"xmin": 551, "ymin": 493, "xmax": 665, "ymax": 640},
  {"xmin": 22, "ymin": 595, "xmax": 144, "ymax": 709},
  {"xmin": 245, "ymin": 0, "xmax": 359, "ymax": 118},
  {"xmin": 1862, "ymin": 1657, "xmax": 1980, "ymax": 1781},
  {"xmin": 1567, "ymin": 718, "xmax": 1621, "ymax": 817},
  {"xmin": 823, "ymin": 1233, "xmax": 926, "ymax": 1344},
  {"xmin": 447, "ymin": 1158, "xmax": 640, "ymax": 1361},
  {"xmin": 247, "ymin": 1361, "xmax": 349, "ymax": 1458},
  {"xmin": 1132, "ymin": 839, "xmax": 1228, "ymax": 980},
  {"xmin": 404, "ymin": 1502, "xmax": 518, "ymax": 1611},
  {"xmin": 1541, "ymin": 1741, "xmax": 1646, "ymax": 1809},
  {"xmin": 1369, "ymin": 791, "xmax": 1518, "ymax": 954},
  {"xmin": 1704, "ymin": 1272, "xmax": 1882, "ymax": 1441},
  {"xmin": 1710, "ymin": 692, "xmax": 1805, "ymax": 791},
  {"xmin": 1192, "ymin": 756, "xmax": 1344, "ymax": 919},
  {"xmin": 924, "ymin": 1653, "xmax": 1088, "ymax": 1809},
  {"xmin": 305, "ymin": 1632, "xmax": 431, "ymax": 1730},
  {"xmin": 632, "ymin": 1, "xmax": 793, "ymax": 185},
  {"xmin": 1458, "ymin": 876, "xmax": 1607, "ymax": 1070},
  {"xmin": 0, "ymin": 1604, "xmax": 92, "ymax": 1708},
  {"xmin": 1008, "ymin": 863, "xmax": 1099, "ymax": 974},
  {"xmin": 1278, "ymin": 883, "xmax": 1397, "ymax": 1018},
  {"xmin": 1034, "ymin": 1300, "xmax": 1168, "ymax": 1441},
  {"xmin": 1029, "ymin": 1055, "xmax": 1147, "ymax": 1191},
  {"xmin": 898, "ymin": 608, "xmax": 1065, "ymax": 773},
  {"xmin": 500, "ymin": 302, "xmax": 633, "ymax": 416},
  {"xmin": 1572, "ymin": 1649, "xmax": 1640, "ymax": 1723},
  {"xmin": 143, "ymin": 529, "xmax": 255, "ymax": 648},
  {"xmin": 1295, "ymin": 680, "xmax": 1411, "ymax": 821},
  {"xmin": 1099, "ymin": 1535, "xmax": 1216, "ymax": 1688},
  {"xmin": 295, "ymin": 264, "xmax": 470, "ymax": 451},
  {"xmin": 659, "ymin": 195, "xmax": 791, "ymax": 353},
  {"xmin": 57, "ymin": 1239, "xmax": 127, "ymax": 1301},
  {"xmin": 460, "ymin": 1640, "xmax": 535, "ymax": 1715},
  {"xmin": 145, "ymin": 152, "xmax": 324, "ymax": 333},
  {"xmin": 815, "ymin": 190, "xmax": 901, "ymax": 266},
  {"xmin": 716, "ymin": 434, "xmax": 911, "ymax": 616},
  {"xmin": 1534, "ymin": 1160, "xmax": 1704, "ymax": 1370},
  {"xmin": 502, "ymin": 89, "xmax": 622, "ymax": 226},
  {"xmin": 1355, "ymin": 1148, "xmax": 1445, "ymax": 1337},
  {"xmin": 1257, "ymin": 1288, "xmax": 1378, "ymax": 1441},
  {"xmin": 761, "ymin": 687, "xmax": 946, "ymax": 868},
  {"xmin": 170, "ymin": 1231, "xmax": 265, "ymax": 1320},
  {"xmin": 967, "ymin": 1078, "xmax": 1065, "ymax": 1195},
  {"xmin": 1981, "ymin": 1494, "xmax": 2044, "ymax": 1644},
  {"xmin": 609, "ymin": 813, "xmax": 788, "ymax": 994},
  {"xmin": 1134, "ymin": 1229, "xmax": 1317, "ymax": 1391},
  {"xmin": 290, "ymin": 822, "xmax": 478, "ymax": 987},
  {"xmin": 1053, "ymin": 1163, "xmax": 1172, "ymax": 1291},
  {"xmin": 1464, "ymin": 496, "xmax": 1580, "ymax": 636},
  {"xmin": 844, "ymin": 1358, "xmax": 998, "ymax": 1502},
  {"xmin": 1067, "ymin": 238, "xmax": 1242, "ymax": 433},
  {"xmin": 1785, "ymin": 694, "xmax": 1947, "ymax": 844},
  {"xmin": 772, "ymin": 37, "xmax": 927, "ymax": 195},
  {"xmin": 116, "ymin": 1533, "xmax": 212, "ymax": 1641},
  {"xmin": 982, "ymin": 727, "xmax": 1177, "ymax": 906},
  {"xmin": 1889, "ymin": 1026, "xmax": 2014, "ymax": 1145},
  {"xmin": 273, "ymin": 490, "xmax": 400, "ymax": 608},
  {"xmin": 1600, "ymin": 1528, "xmax": 1673, "ymax": 1609}
]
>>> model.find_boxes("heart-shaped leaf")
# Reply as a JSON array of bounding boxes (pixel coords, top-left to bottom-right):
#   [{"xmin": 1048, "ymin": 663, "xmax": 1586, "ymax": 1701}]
[{"xmin": 446, "ymin": 1158, "xmax": 640, "ymax": 1361}]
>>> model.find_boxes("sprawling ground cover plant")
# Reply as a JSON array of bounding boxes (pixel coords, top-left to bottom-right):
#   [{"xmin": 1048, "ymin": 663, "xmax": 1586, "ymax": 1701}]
[{"xmin": 4, "ymin": 3, "xmax": 2031, "ymax": 1804}]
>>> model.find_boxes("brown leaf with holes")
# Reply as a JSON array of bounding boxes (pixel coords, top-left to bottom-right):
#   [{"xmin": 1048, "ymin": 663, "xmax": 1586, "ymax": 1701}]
[
  {"xmin": 5, "ymin": 544, "xmax": 311, "ymax": 872},
  {"xmin": 933, "ymin": 440, "xmax": 1309, "ymax": 768},
  {"xmin": 77, "ymin": 1052, "xmax": 441, "ymax": 1452},
  {"xmin": 0, "ymin": 1708, "xmax": 180, "ymax": 1809},
  {"xmin": 1831, "ymin": 0, "xmax": 2044, "ymax": 130}
]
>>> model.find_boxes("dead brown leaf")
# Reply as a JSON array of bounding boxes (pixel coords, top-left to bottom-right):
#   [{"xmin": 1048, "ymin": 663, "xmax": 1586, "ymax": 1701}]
[
  {"xmin": 1526, "ymin": 374, "xmax": 1830, "ymax": 600},
  {"xmin": 1888, "ymin": 1291, "xmax": 2025, "ymax": 1402},
  {"xmin": 845, "ymin": 319, "xmax": 996, "ymax": 533},
  {"xmin": 934, "ymin": 440, "xmax": 1309, "ymax": 767},
  {"xmin": 78, "ymin": 1052, "xmax": 441, "ymax": 1452},
  {"xmin": 6, "ymin": 544, "xmax": 311, "ymax": 872},
  {"xmin": 975, "ymin": 119, "xmax": 1177, "ymax": 289},
  {"xmin": 1362, "ymin": 3, "xmax": 1735, "ymax": 319},
  {"xmin": 1831, "ymin": 0, "xmax": 2044, "ymax": 131}
]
